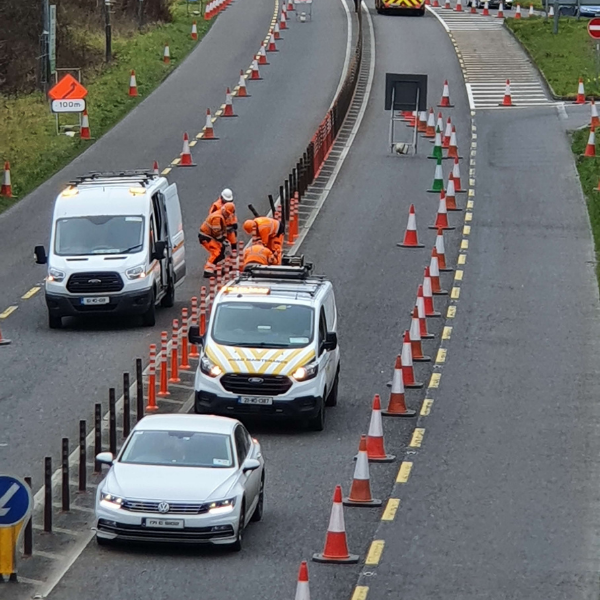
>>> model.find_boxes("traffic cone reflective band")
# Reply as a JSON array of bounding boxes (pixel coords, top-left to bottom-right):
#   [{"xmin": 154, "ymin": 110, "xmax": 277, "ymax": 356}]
[
  {"xmin": 455, "ymin": 0, "xmax": 463, "ymax": 11},
  {"xmin": 366, "ymin": 395, "xmax": 396, "ymax": 459},
  {"xmin": 446, "ymin": 125, "xmax": 461, "ymax": 158},
  {"xmin": 274, "ymin": 22, "xmax": 281, "ymax": 39},
  {"xmin": 257, "ymin": 44, "xmax": 269, "ymax": 65},
  {"xmin": 250, "ymin": 59, "xmax": 262, "ymax": 80},
  {"xmin": 416, "ymin": 286, "xmax": 434, "ymax": 339},
  {"xmin": 383, "ymin": 357, "xmax": 416, "ymax": 418},
  {"xmin": 515, "ymin": 3, "xmax": 522, "ymax": 17},
  {"xmin": 267, "ymin": 33, "xmax": 277, "ymax": 52},
  {"xmin": 548, "ymin": 4, "xmax": 554, "ymax": 14},
  {"xmin": 423, "ymin": 267, "xmax": 441, "ymax": 317},
  {"xmin": 398, "ymin": 204, "xmax": 424, "ymax": 248},
  {"xmin": 223, "ymin": 88, "xmax": 236, "ymax": 117},
  {"xmin": 430, "ymin": 249, "xmax": 448, "ymax": 295},
  {"xmin": 429, "ymin": 127, "xmax": 444, "ymax": 160},
  {"xmin": 1, "ymin": 162, "xmax": 13, "ymax": 198},
  {"xmin": 80, "ymin": 109, "xmax": 91, "ymax": 140},
  {"xmin": 584, "ymin": 128, "xmax": 596, "ymax": 157},
  {"xmin": 163, "ymin": 43, "xmax": 171, "ymax": 63},
  {"xmin": 312, "ymin": 486, "xmax": 359, "ymax": 563},
  {"xmin": 295, "ymin": 562, "xmax": 310, "ymax": 600},
  {"xmin": 436, "ymin": 227, "xmax": 453, "ymax": 271},
  {"xmin": 428, "ymin": 158, "xmax": 445, "ymax": 193},
  {"xmin": 497, "ymin": 1, "xmax": 504, "ymax": 16},
  {"xmin": 128, "ymin": 70, "xmax": 138, "ymax": 97},
  {"xmin": 430, "ymin": 192, "xmax": 454, "ymax": 230},
  {"xmin": 591, "ymin": 99, "xmax": 600, "ymax": 127},
  {"xmin": 443, "ymin": 117, "xmax": 452, "ymax": 148},
  {"xmin": 482, "ymin": 1, "xmax": 489, "ymax": 14},
  {"xmin": 401, "ymin": 331, "xmax": 423, "ymax": 388},
  {"xmin": 344, "ymin": 436, "xmax": 383, "ymax": 506},
  {"xmin": 576, "ymin": 78, "xmax": 586, "ymax": 104},
  {"xmin": 178, "ymin": 133, "xmax": 196, "ymax": 167},
  {"xmin": 203, "ymin": 109, "xmax": 218, "ymax": 139},
  {"xmin": 238, "ymin": 70, "xmax": 249, "ymax": 96},
  {"xmin": 425, "ymin": 109, "xmax": 436, "ymax": 138},
  {"xmin": 417, "ymin": 110, "xmax": 428, "ymax": 133},
  {"xmin": 445, "ymin": 174, "xmax": 460, "ymax": 211},
  {"xmin": 153, "ymin": 160, "xmax": 160, "ymax": 175},
  {"xmin": 529, "ymin": 3, "xmax": 534, "ymax": 14},
  {"xmin": 191, "ymin": 21, "xmax": 198, "ymax": 39},
  {"xmin": 410, "ymin": 306, "xmax": 430, "ymax": 361},
  {"xmin": 452, "ymin": 157, "xmax": 464, "ymax": 192},
  {"xmin": 280, "ymin": 10, "xmax": 288, "ymax": 28}
]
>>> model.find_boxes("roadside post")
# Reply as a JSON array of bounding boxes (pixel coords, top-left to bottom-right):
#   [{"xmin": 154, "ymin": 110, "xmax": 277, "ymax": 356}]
[{"xmin": 0, "ymin": 475, "xmax": 33, "ymax": 582}]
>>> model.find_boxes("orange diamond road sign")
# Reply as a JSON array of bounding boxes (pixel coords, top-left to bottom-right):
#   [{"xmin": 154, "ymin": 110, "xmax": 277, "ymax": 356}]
[{"xmin": 48, "ymin": 74, "xmax": 88, "ymax": 101}]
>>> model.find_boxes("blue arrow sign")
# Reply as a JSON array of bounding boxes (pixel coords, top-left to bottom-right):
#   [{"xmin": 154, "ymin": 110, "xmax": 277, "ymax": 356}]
[{"xmin": 0, "ymin": 475, "xmax": 32, "ymax": 528}]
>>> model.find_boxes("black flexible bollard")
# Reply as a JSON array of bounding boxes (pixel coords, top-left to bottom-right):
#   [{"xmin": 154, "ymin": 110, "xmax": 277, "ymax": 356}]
[
  {"xmin": 44, "ymin": 457, "xmax": 52, "ymax": 532},
  {"xmin": 109, "ymin": 388, "xmax": 117, "ymax": 455},
  {"xmin": 79, "ymin": 420, "xmax": 86, "ymax": 492},
  {"xmin": 136, "ymin": 358, "xmax": 144, "ymax": 423},
  {"xmin": 94, "ymin": 403, "xmax": 102, "ymax": 473},
  {"xmin": 23, "ymin": 477, "xmax": 32, "ymax": 556},
  {"xmin": 61, "ymin": 438, "xmax": 70, "ymax": 512},
  {"xmin": 123, "ymin": 372, "xmax": 131, "ymax": 438},
  {"xmin": 279, "ymin": 185, "xmax": 285, "ymax": 220}
]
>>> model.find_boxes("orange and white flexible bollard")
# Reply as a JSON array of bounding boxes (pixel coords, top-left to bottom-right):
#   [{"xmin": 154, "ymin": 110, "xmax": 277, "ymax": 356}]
[
  {"xmin": 200, "ymin": 286, "xmax": 207, "ymax": 336},
  {"xmin": 343, "ymin": 435, "xmax": 382, "ymax": 506},
  {"xmin": 180, "ymin": 308, "xmax": 191, "ymax": 370},
  {"xmin": 169, "ymin": 319, "xmax": 181, "ymax": 383},
  {"xmin": 190, "ymin": 297, "xmax": 200, "ymax": 359},
  {"xmin": 146, "ymin": 344, "xmax": 158, "ymax": 411},
  {"xmin": 158, "ymin": 331, "xmax": 170, "ymax": 397}
]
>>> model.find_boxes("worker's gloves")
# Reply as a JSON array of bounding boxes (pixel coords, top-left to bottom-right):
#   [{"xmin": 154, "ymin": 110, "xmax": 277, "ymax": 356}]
[{"xmin": 223, "ymin": 241, "xmax": 232, "ymax": 257}]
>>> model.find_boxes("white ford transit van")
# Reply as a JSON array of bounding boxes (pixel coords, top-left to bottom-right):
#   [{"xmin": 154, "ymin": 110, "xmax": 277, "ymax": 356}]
[{"xmin": 34, "ymin": 170, "xmax": 185, "ymax": 329}]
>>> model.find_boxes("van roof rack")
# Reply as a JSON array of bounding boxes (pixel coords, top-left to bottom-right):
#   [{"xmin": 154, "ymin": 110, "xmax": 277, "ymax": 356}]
[
  {"xmin": 69, "ymin": 170, "xmax": 158, "ymax": 188},
  {"xmin": 239, "ymin": 261, "xmax": 323, "ymax": 283}
]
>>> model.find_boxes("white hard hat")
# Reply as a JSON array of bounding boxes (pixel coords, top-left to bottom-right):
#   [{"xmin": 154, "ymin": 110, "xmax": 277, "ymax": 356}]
[{"xmin": 221, "ymin": 188, "xmax": 233, "ymax": 202}]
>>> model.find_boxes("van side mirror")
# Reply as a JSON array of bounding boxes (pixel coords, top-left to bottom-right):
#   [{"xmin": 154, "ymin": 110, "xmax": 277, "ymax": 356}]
[
  {"xmin": 188, "ymin": 325, "xmax": 204, "ymax": 346},
  {"xmin": 34, "ymin": 245, "xmax": 47, "ymax": 265},
  {"xmin": 152, "ymin": 240, "xmax": 166, "ymax": 260},
  {"xmin": 323, "ymin": 331, "xmax": 337, "ymax": 352}
]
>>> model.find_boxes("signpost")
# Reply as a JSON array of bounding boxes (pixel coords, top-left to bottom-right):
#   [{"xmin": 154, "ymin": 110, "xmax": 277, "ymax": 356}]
[
  {"xmin": 0, "ymin": 475, "xmax": 33, "ymax": 582},
  {"xmin": 589, "ymin": 18, "xmax": 600, "ymax": 81},
  {"xmin": 49, "ymin": 5, "xmax": 57, "ymax": 76},
  {"xmin": 48, "ymin": 74, "xmax": 89, "ymax": 134}
]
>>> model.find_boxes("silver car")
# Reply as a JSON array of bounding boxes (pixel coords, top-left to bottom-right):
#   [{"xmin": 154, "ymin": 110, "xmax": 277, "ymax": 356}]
[{"xmin": 94, "ymin": 414, "xmax": 264, "ymax": 550}]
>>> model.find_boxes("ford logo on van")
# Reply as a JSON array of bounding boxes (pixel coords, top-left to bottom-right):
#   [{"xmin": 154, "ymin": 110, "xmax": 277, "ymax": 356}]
[
  {"xmin": 249, "ymin": 377, "xmax": 264, "ymax": 383},
  {"xmin": 88, "ymin": 279, "xmax": 102, "ymax": 284}
]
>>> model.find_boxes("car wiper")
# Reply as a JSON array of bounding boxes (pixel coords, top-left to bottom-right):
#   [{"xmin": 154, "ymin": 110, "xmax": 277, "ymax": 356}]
[
  {"xmin": 112, "ymin": 243, "xmax": 143, "ymax": 254},
  {"xmin": 233, "ymin": 342, "xmax": 290, "ymax": 348}
]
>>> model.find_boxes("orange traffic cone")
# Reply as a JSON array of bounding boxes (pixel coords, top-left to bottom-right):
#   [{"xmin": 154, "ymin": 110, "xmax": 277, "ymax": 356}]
[
  {"xmin": 430, "ymin": 249, "xmax": 448, "ymax": 295},
  {"xmin": 280, "ymin": 10, "xmax": 288, "ymax": 29},
  {"xmin": 191, "ymin": 21, "xmax": 198, "ymax": 40},
  {"xmin": 497, "ymin": 1, "xmax": 504, "ymax": 16},
  {"xmin": 178, "ymin": 133, "xmax": 196, "ymax": 167},
  {"xmin": 444, "ymin": 0, "xmax": 451, "ymax": 8},
  {"xmin": 294, "ymin": 562, "xmax": 311, "ymax": 600},
  {"xmin": 163, "ymin": 43, "xmax": 171, "ymax": 63},
  {"xmin": 576, "ymin": 78, "xmax": 586, "ymax": 105},
  {"xmin": 202, "ymin": 109, "xmax": 218, "ymax": 140},
  {"xmin": 442, "ymin": 117, "xmax": 452, "ymax": 148},
  {"xmin": 383, "ymin": 358, "xmax": 416, "ymax": 417},
  {"xmin": 435, "ymin": 227, "xmax": 453, "ymax": 271},
  {"xmin": 425, "ymin": 108, "xmax": 436, "ymax": 138},
  {"xmin": 470, "ymin": 1, "xmax": 477, "ymax": 12},
  {"xmin": 410, "ymin": 307, "xmax": 430, "ymax": 361},
  {"xmin": 129, "ymin": 70, "xmax": 138, "ymax": 97},
  {"xmin": 429, "ymin": 192, "xmax": 454, "ymax": 230},
  {"xmin": 452, "ymin": 157, "xmax": 464, "ymax": 193},
  {"xmin": 312, "ymin": 486, "xmax": 359, "ymax": 563},
  {"xmin": 153, "ymin": 160, "xmax": 160, "ymax": 175},
  {"xmin": 257, "ymin": 44, "xmax": 269, "ymax": 65},
  {"xmin": 501, "ymin": 79, "xmax": 513, "ymax": 106},
  {"xmin": 591, "ymin": 100, "xmax": 600, "ymax": 128},
  {"xmin": 223, "ymin": 88, "xmax": 237, "ymax": 117},
  {"xmin": 397, "ymin": 204, "xmax": 425, "ymax": 248},
  {"xmin": 237, "ymin": 71, "xmax": 249, "ymax": 97},
  {"xmin": 423, "ymin": 267, "xmax": 441, "ymax": 317},
  {"xmin": 250, "ymin": 59, "xmax": 262, "ymax": 80},
  {"xmin": 267, "ymin": 33, "xmax": 278, "ymax": 52},
  {"xmin": 417, "ymin": 110, "xmax": 428, "ymax": 133},
  {"xmin": 80, "ymin": 109, "xmax": 92, "ymax": 140},
  {"xmin": 1, "ymin": 162, "xmax": 14, "ymax": 198},
  {"xmin": 482, "ymin": 0, "xmax": 489, "ymax": 13},
  {"xmin": 366, "ymin": 395, "xmax": 397, "ymax": 457},
  {"xmin": 274, "ymin": 22, "xmax": 282, "ymax": 39},
  {"xmin": 0, "ymin": 324, "xmax": 11, "ymax": 346},
  {"xmin": 401, "ymin": 330, "xmax": 423, "ymax": 388},
  {"xmin": 455, "ymin": 0, "xmax": 463, "ymax": 11},
  {"xmin": 417, "ymin": 285, "xmax": 434, "ymax": 339},
  {"xmin": 344, "ymin": 436, "xmax": 382, "ymax": 506},
  {"xmin": 584, "ymin": 128, "xmax": 596, "ymax": 157},
  {"xmin": 529, "ymin": 3, "xmax": 534, "ymax": 14},
  {"xmin": 445, "ymin": 174, "xmax": 460, "ymax": 211},
  {"xmin": 446, "ymin": 125, "xmax": 461, "ymax": 159},
  {"xmin": 515, "ymin": 3, "xmax": 522, "ymax": 17}
]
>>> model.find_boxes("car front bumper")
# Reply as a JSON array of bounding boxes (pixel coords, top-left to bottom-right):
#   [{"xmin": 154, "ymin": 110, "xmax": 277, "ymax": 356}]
[{"xmin": 45, "ymin": 288, "xmax": 153, "ymax": 318}]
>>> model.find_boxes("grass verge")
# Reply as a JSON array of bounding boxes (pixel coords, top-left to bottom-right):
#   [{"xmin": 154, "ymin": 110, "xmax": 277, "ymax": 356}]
[
  {"xmin": 0, "ymin": 2, "xmax": 211, "ymax": 214},
  {"xmin": 506, "ymin": 16, "xmax": 600, "ymax": 98}
]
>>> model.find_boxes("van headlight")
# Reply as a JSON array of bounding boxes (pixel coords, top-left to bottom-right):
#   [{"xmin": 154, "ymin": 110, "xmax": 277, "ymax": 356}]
[
  {"xmin": 47, "ymin": 267, "xmax": 65, "ymax": 282},
  {"xmin": 208, "ymin": 498, "xmax": 236, "ymax": 514},
  {"xmin": 292, "ymin": 361, "xmax": 318, "ymax": 382},
  {"xmin": 125, "ymin": 265, "xmax": 146, "ymax": 280},
  {"xmin": 100, "ymin": 492, "xmax": 123, "ymax": 509},
  {"xmin": 200, "ymin": 354, "xmax": 222, "ymax": 378}
]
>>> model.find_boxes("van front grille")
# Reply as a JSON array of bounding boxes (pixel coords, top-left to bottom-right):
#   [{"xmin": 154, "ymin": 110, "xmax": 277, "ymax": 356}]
[
  {"xmin": 220, "ymin": 374, "xmax": 292, "ymax": 396},
  {"xmin": 66, "ymin": 272, "xmax": 124, "ymax": 294}
]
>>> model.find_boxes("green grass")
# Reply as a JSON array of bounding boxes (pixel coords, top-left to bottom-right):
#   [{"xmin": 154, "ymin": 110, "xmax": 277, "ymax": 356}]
[
  {"xmin": 0, "ymin": 2, "xmax": 211, "ymax": 214},
  {"xmin": 506, "ymin": 17, "xmax": 600, "ymax": 98}
]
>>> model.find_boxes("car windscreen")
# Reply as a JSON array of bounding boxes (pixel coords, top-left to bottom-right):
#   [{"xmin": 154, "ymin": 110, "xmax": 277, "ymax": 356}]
[
  {"xmin": 211, "ymin": 302, "xmax": 314, "ymax": 348},
  {"xmin": 54, "ymin": 215, "xmax": 144, "ymax": 256},
  {"xmin": 119, "ymin": 430, "xmax": 234, "ymax": 468}
]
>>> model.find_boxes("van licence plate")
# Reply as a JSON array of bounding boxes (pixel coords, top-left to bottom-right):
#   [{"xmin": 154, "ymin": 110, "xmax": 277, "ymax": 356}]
[
  {"xmin": 143, "ymin": 518, "xmax": 184, "ymax": 529},
  {"xmin": 239, "ymin": 397, "xmax": 273, "ymax": 405},
  {"xmin": 81, "ymin": 297, "xmax": 110, "ymax": 305}
]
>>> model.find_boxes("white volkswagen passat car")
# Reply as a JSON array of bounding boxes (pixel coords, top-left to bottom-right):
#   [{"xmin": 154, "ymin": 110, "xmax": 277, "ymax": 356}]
[{"xmin": 94, "ymin": 414, "xmax": 264, "ymax": 550}]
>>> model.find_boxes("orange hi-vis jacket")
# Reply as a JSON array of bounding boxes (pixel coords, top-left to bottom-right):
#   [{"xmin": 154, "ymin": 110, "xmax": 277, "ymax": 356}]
[
  {"xmin": 253, "ymin": 217, "xmax": 283, "ymax": 260},
  {"xmin": 200, "ymin": 212, "xmax": 227, "ymax": 241},
  {"xmin": 210, "ymin": 197, "xmax": 237, "ymax": 243},
  {"xmin": 243, "ymin": 243, "xmax": 276, "ymax": 268}
]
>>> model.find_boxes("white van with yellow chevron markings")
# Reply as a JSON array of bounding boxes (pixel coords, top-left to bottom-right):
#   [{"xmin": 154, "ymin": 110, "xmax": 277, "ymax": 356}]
[
  {"xmin": 375, "ymin": 0, "xmax": 425, "ymax": 16},
  {"xmin": 190, "ymin": 263, "xmax": 340, "ymax": 431}
]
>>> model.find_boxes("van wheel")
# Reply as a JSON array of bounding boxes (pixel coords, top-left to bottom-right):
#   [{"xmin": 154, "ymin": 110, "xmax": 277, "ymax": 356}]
[
  {"xmin": 326, "ymin": 373, "xmax": 339, "ymax": 407},
  {"xmin": 49, "ymin": 314, "xmax": 62, "ymax": 329},
  {"xmin": 308, "ymin": 398, "xmax": 326, "ymax": 431},
  {"xmin": 142, "ymin": 292, "xmax": 156, "ymax": 327}
]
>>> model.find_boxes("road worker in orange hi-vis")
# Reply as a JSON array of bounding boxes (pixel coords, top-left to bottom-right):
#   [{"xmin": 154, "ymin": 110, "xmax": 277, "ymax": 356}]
[
  {"xmin": 209, "ymin": 188, "xmax": 237, "ymax": 245},
  {"xmin": 198, "ymin": 203, "xmax": 234, "ymax": 278},
  {"xmin": 243, "ymin": 217, "xmax": 284, "ymax": 264},
  {"xmin": 242, "ymin": 241, "xmax": 277, "ymax": 270}
]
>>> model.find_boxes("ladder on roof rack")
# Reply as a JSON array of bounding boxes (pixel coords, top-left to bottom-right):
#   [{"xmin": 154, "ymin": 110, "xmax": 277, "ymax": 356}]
[
  {"xmin": 239, "ymin": 262, "xmax": 317, "ymax": 281},
  {"xmin": 69, "ymin": 170, "xmax": 158, "ymax": 187}
]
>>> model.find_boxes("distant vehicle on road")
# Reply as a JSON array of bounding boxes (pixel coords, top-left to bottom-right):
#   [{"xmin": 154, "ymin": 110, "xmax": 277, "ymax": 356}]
[
  {"xmin": 375, "ymin": 0, "xmax": 426, "ymax": 16},
  {"xmin": 34, "ymin": 170, "xmax": 186, "ymax": 329},
  {"xmin": 578, "ymin": 4, "xmax": 600, "ymax": 16},
  {"xmin": 94, "ymin": 414, "xmax": 264, "ymax": 550},
  {"xmin": 467, "ymin": 0, "xmax": 512, "ymax": 7}
]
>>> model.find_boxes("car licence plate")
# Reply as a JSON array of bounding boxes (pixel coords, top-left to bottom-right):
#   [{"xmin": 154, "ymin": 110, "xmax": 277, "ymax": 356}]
[
  {"xmin": 239, "ymin": 396, "xmax": 273, "ymax": 405},
  {"xmin": 143, "ymin": 518, "xmax": 184, "ymax": 529},
  {"xmin": 81, "ymin": 297, "xmax": 110, "ymax": 305}
]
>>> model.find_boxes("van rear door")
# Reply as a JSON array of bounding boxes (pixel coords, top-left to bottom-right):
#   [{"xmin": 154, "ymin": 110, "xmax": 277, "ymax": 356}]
[{"xmin": 162, "ymin": 183, "xmax": 186, "ymax": 284}]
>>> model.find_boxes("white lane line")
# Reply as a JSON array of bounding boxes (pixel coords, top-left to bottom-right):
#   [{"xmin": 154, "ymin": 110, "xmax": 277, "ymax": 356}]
[{"xmin": 466, "ymin": 83, "xmax": 476, "ymax": 111}]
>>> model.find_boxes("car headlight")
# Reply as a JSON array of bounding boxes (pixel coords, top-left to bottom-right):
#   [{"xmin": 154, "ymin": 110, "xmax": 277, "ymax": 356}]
[
  {"xmin": 100, "ymin": 492, "xmax": 123, "ymax": 509},
  {"xmin": 208, "ymin": 498, "xmax": 236, "ymax": 515},
  {"xmin": 292, "ymin": 361, "xmax": 318, "ymax": 382},
  {"xmin": 47, "ymin": 267, "xmax": 65, "ymax": 282},
  {"xmin": 200, "ymin": 354, "xmax": 222, "ymax": 377},
  {"xmin": 125, "ymin": 264, "xmax": 146, "ymax": 280}
]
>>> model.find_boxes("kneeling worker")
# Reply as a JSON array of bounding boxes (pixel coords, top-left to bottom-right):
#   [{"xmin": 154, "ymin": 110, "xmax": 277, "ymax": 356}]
[
  {"xmin": 198, "ymin": 203, "xmax": 234, "ymax": 278},
  {"xmin": 243, "ymin": 216, "xmax": 284, "ymax": 264},
  {"xmin": 242, "ymin": 241, "xmax": 277, "ymax": 270}
]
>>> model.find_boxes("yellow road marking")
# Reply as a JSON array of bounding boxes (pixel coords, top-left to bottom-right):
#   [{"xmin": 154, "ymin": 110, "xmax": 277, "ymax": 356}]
[
  {"xmin": 0, "ymin": 306, "xmax": 18, "ymax": 319},
  {"xmin": 352, "ymin": 587, "xmax": 369, "ymax": 600},
  {"xmin": 470, "ymin": 158, "xmax": 476, "ymax": 167},
  {"xmin": 472, "ymin": 133, "xmax": 477, "ymax": 140},
  {"xmin": 171, "ymin": 157, "xmax": 181, "ymax": 165},
  {"xmin": 429, "ymin": 373, "xmax": 441, "ymax": 388},
  {"xmin": 215, "ymin": 110, "xmax": 223, "ymax": 117},
  {"xmin": 463, "ymin": 225, "xmax": 471, "ymax": 235},
  {"xmin": 467, "ymin": 200, "xmax": 474, "ymax": 209},
  {"xmin": 442, "ymin": 326, "xmax": 452, "ymax": 340},
  {"xmin": 472, "ymin": 124, "xmax": 477, "ymax": 131},
  {"xmin": 189, "ymin": 140, "xmax": 197, "ymax": 147},
  {"xmin": 461, "ymin": 239, "xmax": 469, "ymax": 250},
  {"xmin": 396, "ymin": 461, "xmax": 413, "ymax": 483},
  {"xmin": 468, "ymin": 189, "xmax": 475, "ymax": 197},
  {"xmin": 436, "ymin": 348, "xmax": 446, "ymax": 364},
  {"xmin": 245, "ymin": 68, "xmax": 252, "ymax": 74},
  {"xmin": 211, "ymin": 117, "xmax": 218, "ymax": 123},
  {"xmin": 382, "ymin": 498, "xmax": 400, "ymax": 521},
  {"xmin": 196, "ymin": 133, "xmax": 204, "ymax": 139},
  {"xmin": 471, "ymin": 110, "xmax": 476, "ymax": 117},
  {"xmin": 451, "ymin": 287, "xmax": 460, "ymax": 299},
  {"xmin": 471, "ymin": 141, "xmax": 477, "ymax": 149},
  {"xmin": 447, "ymin": 305, "xmax": 456, "ymax": 318},
  {"xmin": 470, "ymin": 150, "xmax": 476, "ymax": 157},
  {"xmin": 454, "ymin": 270, "xmax": 463, "ymax": 281},
  {"xmin": 22, "ymin": 287, "xmax": 40, "ymax": 300},
  {"xmin": 458, "ymin": 254, "xmax": 466, "ymax": 265},
  {"xmin": 421, "ymin": 398, "xmax": 433, "ymax": 416},
  {"xmin": 410, "ymin": 428, "xmax": 425, "ymax": 448},
  {"xmin": 469, "ymin": 178, "xmax": 476, "ymax": 186},
  {"xmin": 469, "ymin": 168, "xmax": 475, "ymax": 177},
  {"xmin": 366, "ymin": 540, "xmax": 385, "ymax": 565},
  {"xmin": 464, "ymin": 212, "xmax": 472, "ymax": 222},
  {"xmin": 161, "ymin": 167, "xmax": 172, "ymax": 175}
]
